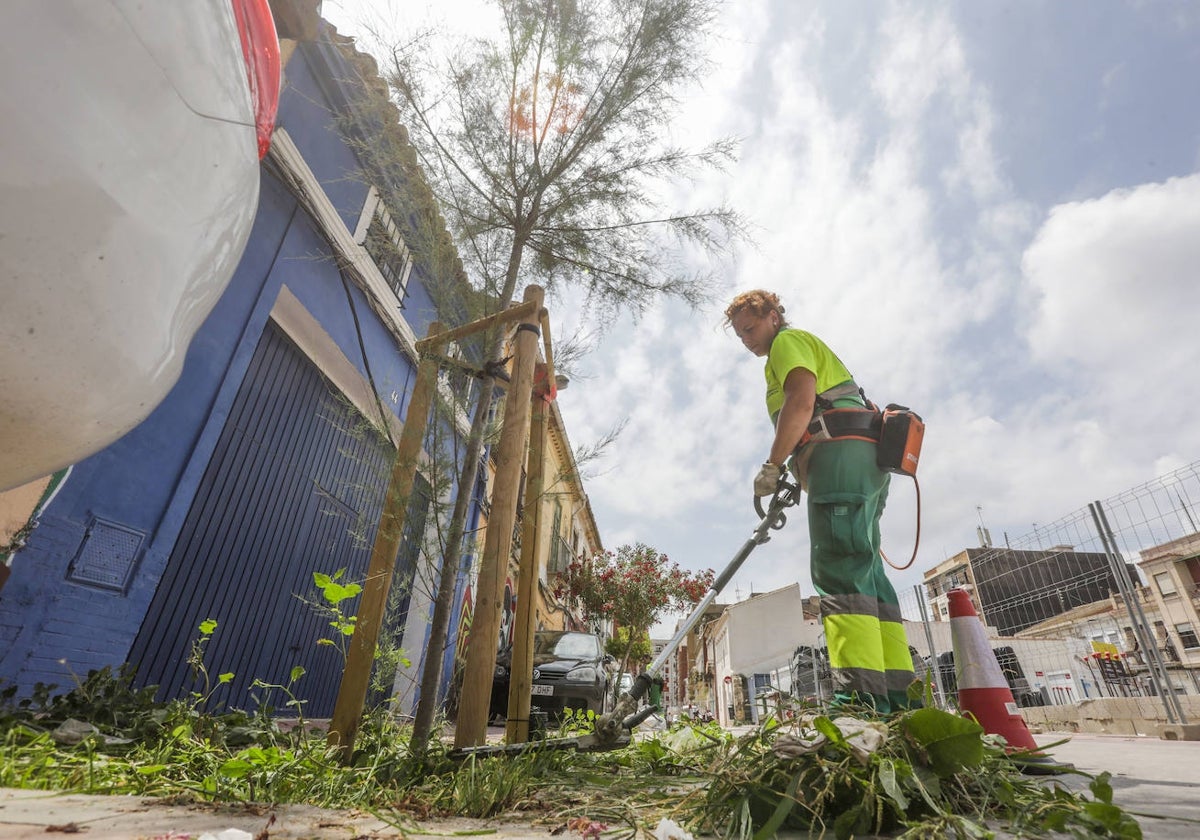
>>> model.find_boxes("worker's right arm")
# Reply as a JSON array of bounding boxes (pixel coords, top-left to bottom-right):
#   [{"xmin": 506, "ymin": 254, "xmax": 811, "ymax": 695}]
[{"xmin": 768, "ymin": 366, "xmax": 816, "ymax": 467}]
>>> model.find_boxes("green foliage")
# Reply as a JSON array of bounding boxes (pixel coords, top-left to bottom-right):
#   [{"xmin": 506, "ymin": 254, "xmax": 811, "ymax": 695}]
[
  {"xmin": 677, "ymin": 713, "xmax": 1143, "ymax": 840},
  {"xmin": 302, "ymin": 569, "xmax": 362, "ymax": 658},
  {"xmin": 299, "ymin": 569, "xmax": 411, "ymax": 701},
  {"xmin": 604, "ymin": 627, "xmax": 651, "ymax": 665},
  {"xmin": 556, "ymin": 707, "xmax": 599, "ymax": 736},
  {"xmin": 0, "ymin": 670, "xmax": 1144, "ymax": 840},
  {"xmin": 187, "ymin": 619, "xmax": 234, "ymax": 712},
  {"xmin": 312, "ymin": 569, "xmax": 363, "ymax": 647},
  {"xmin": 379, "ymin": 0, "xmax": 745, "ymax": 317},
  {"xmin": 901, "ymin": 707, "xmax": 986, "ymax": 777},
  {"xmin": 249, "ymin": 666, "xmax": 309, "ymax": 723},
  {"xmin": 0, "ymin": 665, "xmax": 163, "ymax": 743}
]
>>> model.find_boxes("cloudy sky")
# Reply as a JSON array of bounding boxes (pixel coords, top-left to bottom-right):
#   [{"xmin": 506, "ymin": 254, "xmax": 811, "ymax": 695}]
[{"xmin": 322, "ymin": 1, "xmax": 1200, "ymax": 630}]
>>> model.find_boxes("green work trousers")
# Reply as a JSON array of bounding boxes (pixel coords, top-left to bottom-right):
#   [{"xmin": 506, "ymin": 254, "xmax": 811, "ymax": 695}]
[{"xmin": 805, "ymin": 437, "xmax": 916, "ymax": 713}]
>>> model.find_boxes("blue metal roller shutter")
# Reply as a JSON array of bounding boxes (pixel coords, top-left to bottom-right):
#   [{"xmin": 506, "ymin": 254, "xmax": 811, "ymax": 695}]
[{"xmin": 129, "ymin": 321, "xmax": 397, "ymax": 716}]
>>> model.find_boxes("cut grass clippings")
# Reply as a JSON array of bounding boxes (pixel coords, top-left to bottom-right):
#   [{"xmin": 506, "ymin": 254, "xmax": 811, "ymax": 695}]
[{"xmin": 0, "ymin": 667, "xmax": 1143, "ymax": 839}]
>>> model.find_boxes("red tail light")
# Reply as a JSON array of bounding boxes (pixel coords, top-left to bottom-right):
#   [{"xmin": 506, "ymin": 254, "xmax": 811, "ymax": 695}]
[{"xmin": 232, "ymin": 0, "xmax": 281, "ymax": 159}]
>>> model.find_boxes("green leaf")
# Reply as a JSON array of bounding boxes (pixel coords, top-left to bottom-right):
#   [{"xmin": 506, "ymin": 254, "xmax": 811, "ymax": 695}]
[
  {"xmin": 218, "ymin": 758, "xmax": 254, "ymax": 778},
  {"xmin": 911, "ymin": 763, "xmax": 945, "ymax": 810},
  {"xmin": 833, "ymin": 804, "xmax": 868, "ymax": 840},
  {"xmin": 1089, "ymin": 770, "xmax": 1114, "ymax": 804},
  {"xmin": 956, "ymin": 815, "xmax": 993, "ymax": 838},
  {"xmin": 318, "ymin": 579, "xmax": 363, "ymax": 605},
  {"xmin": 218, "ymin": 673, "xmax": 234, "ymax": 684},
  {"xmin": 135, "ymin": 764, "xmax": 169, "ymax": 775},
  {"xmin": 290, "ymin": 666, "xmax": 306, "ymax": 683},
  {"xmin": 878, "ymin": 758, "xmax": 909, "ymax": 811},
  {"xmin": 198, "ymin": 619, "xmax": 218, "ymax": 636},
  {"xmin": 751, "ymin": 768, "xmax": 804, "ymax": 840},
  {"xmin": 1083, "ymin": 801, "xmax": 1137, "ymax": 833},
  {"xmin": 902, "ymin": 707, "xmax": 985, "ymax": 777},
  {"xmin": 813, "ymin": 715, "xmax": 844, "ymax": 745}
]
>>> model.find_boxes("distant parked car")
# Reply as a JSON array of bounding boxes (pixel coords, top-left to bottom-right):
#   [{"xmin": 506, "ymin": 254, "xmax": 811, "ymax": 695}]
[
  {"xmin": 491, "ymin": 631, "xmax": 612, "ymax": 721},
  {"xmin": 0, "ymin": 0, "xmax": 280, "ymax": 491},
  {"xmin": 617, "ymin": 671, "xmax": 635, "ymax": 696}
]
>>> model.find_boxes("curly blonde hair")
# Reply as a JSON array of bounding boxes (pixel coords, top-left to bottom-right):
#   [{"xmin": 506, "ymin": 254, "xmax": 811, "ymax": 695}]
[{"xmin": 724, "ymin": 289, "xmax": 787, "ymax": 326}]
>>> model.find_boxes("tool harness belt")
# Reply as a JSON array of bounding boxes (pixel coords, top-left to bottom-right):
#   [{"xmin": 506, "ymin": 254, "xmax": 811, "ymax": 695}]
[{"xmin": 805, "ymin": 407, "xmax": 881, "ymax": 445}]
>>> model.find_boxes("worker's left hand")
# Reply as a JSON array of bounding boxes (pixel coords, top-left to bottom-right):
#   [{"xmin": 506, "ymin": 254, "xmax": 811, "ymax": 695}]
[{"xmin": 753, "ymin": 461, "xmax": 784, "ymax": 497}]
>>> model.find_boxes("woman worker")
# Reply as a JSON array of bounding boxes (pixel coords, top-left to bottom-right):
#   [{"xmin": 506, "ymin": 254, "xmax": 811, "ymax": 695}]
[{"xmin": 725, "ymin": 289, "xmax": 917, "ymax": 714}]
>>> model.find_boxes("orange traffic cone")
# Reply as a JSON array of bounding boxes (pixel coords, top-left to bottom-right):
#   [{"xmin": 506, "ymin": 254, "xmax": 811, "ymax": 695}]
[{"xmin": 947, "ymin": 589, "xmax": 1067, "ymax": 772}]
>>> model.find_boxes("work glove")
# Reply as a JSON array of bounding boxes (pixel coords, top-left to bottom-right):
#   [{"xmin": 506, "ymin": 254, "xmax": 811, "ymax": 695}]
[{"xmin": 753, "ymin": 461, "xmax": 784, "ymax": 497}]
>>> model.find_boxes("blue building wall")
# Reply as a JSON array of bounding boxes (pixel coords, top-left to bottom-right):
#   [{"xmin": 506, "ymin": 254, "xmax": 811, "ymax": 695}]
[{"xmin": 0, "ymin": 30, "xmax": 476, "ymax": 704}]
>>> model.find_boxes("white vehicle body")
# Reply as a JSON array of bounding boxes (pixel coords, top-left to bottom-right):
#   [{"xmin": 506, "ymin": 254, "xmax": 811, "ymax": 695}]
[{"xmin": 0, "ymin": 0, "xmax": 271, "ymax": 491}]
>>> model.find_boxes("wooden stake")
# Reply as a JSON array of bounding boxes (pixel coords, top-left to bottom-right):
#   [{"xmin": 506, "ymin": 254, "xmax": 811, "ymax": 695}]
[
  {"xmin": 454, "ymin": 286, "xmax": 543, "ymax": 748},
  {"xmin": 505, "ymin": 363, "xmax": 550, "ymax": 743},
  {"xmin": 328, "ymin": 322, "xmax": 441, "ymax": 759}
]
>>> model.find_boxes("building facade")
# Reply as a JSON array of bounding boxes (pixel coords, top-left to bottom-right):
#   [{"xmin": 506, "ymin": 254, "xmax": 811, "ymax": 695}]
[
  {"xmin": 705, "ymin": 585, "xmax": 808, "ymax": 726},
  {"xmin": 925, "ymin": 545, "xmax": 1123, "ymax": 636},
  {"xmin": 1137, "ymin": 532, "xmax": 1200, "ymax": 691}
]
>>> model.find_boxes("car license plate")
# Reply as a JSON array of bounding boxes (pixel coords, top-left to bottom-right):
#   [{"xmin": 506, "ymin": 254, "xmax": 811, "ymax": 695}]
[{"xmin": 531, "ymin": 684, "xmax": 554, "ymax": 696}]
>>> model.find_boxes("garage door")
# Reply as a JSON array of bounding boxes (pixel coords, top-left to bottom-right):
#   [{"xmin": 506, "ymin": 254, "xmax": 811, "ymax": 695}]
[{"xmin": 129, "ymin": 322, "xmax": 402, "ymax": 716}]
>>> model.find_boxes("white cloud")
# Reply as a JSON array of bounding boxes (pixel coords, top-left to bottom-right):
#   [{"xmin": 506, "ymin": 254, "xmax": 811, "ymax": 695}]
[
  {"xmin": 1022, "ymin": 174, "xmax": 1200, "ymax": 416},
  {"xmin": 997, "ymin": 175, "xmax": 1200, "ymax": 501}
]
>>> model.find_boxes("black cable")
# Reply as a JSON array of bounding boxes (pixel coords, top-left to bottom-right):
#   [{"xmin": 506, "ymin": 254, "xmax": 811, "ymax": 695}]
[
  {"xmin": 264, "ymin": 150, "xmax": 400, "ymax": 451},
  {"xmin": 337, "ymin": 269, "xmax": 398, "ymax": 449}
]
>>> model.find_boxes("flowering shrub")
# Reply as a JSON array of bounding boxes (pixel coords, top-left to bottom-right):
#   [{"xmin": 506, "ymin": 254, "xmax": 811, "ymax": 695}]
[{"xmin": 553, "ymin": 543, "xmax": 714, "ymax": 646}]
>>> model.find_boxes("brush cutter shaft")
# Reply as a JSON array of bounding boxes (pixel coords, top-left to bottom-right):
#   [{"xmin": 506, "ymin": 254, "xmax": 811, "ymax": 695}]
[
  {"xmin": 591, "ymin": 478, "xmax": 800, "ymax": 749},
  {"xmin": 646, "ymin": 480, "xmax": 800, "ymax": 689}
]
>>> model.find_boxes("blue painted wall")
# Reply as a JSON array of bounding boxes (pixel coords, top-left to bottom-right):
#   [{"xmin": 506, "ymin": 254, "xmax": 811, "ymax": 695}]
[{"xmin": 0, "ymin": 28, "xmax": 477, "ymax": 706}]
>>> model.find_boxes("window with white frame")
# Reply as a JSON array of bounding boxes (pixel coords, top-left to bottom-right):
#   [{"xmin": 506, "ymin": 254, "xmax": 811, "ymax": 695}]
[
  {"xmin": 1154, "ymin": 571, "xmax": 1178, "ymax": 597},
  {"xmin": 436, "ymin": 340, "xmax": 478, "ymax": 409},
  {"xmin": 356, "ymin": 191, "xmax": 414, "ymax": 303},
  {"xmin": 548, "ymin": 500, "xmax": 565, "ymax": 574},
  {"xmin": 1176, "ymin": 623, "xmax": 1200, "ymax": 650}
]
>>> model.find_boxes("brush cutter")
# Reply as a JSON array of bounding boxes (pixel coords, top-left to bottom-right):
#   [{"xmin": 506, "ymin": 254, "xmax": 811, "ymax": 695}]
[{"xmin": 450, "ymin": 474, "xmax": 802, "ymax": 758}]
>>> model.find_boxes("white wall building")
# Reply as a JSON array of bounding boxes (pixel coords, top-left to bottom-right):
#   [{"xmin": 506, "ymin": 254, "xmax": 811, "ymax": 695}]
[{"xmin": 707, "ymin": 584, "xmax": 808, "ymax": 725}]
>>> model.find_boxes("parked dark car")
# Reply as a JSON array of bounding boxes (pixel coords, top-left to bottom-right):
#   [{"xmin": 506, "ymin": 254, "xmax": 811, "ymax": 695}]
[{"xmin": 491, "ymin": 630, "xmax": 612, "ymax": 721}]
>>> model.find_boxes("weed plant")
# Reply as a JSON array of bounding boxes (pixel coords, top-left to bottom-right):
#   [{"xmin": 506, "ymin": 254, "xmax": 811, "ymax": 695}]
[{"xmin": 0, "ymin": 668, "xmax": 1145, "ymax": 839}]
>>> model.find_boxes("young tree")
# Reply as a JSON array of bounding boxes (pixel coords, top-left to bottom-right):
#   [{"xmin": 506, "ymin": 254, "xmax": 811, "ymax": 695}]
[{"xmin": 373, "ymin": 0, "xmax": 746, "ymax": 751}]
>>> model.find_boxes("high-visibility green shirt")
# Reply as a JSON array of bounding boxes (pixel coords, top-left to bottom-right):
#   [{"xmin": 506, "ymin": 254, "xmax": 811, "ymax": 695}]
[{"xmin": 764, "ymin": 328, "xmax": 854, "ymax": 422}]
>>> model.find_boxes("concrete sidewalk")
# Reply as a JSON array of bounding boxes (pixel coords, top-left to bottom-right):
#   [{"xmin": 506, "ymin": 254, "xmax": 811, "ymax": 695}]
[
  {"xmin": 0, "ymin": 788, "xmax": 549, "ymax": 839},
  {"xmin": 0, "ymin": 731, "xmax": 1196, "ymax": 838},
  {"xmin": 1031, "ymin": 731, "xmax": 1200, "ymax": 839}
]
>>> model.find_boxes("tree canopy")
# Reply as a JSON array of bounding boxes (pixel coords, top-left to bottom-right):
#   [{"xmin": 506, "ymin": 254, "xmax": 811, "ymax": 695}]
[{"xmin": 382, "ymin": 0, "xmax": 744, "ymax": 317}]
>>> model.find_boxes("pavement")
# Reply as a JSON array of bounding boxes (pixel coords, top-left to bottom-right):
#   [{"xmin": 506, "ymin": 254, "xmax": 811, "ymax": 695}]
[
  {"xmin": 1027, "ymin": 731, "xmax": 1200, "ymax": 840},
  {"xmin": 0, "ymin": 730, "xmax": 1196, "ymax": 838}
]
